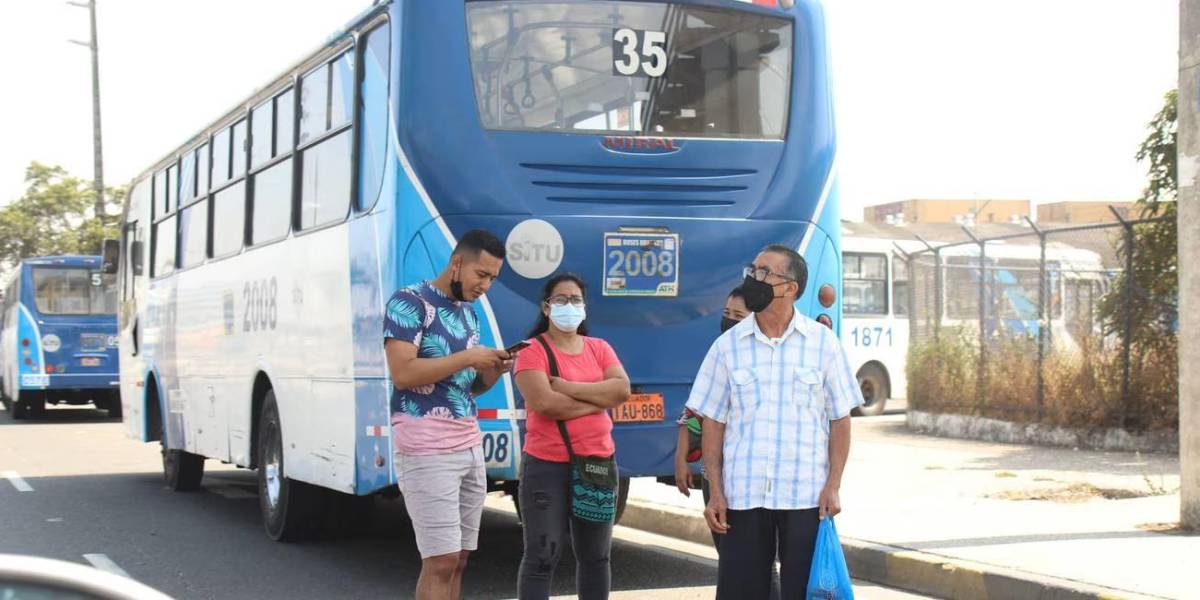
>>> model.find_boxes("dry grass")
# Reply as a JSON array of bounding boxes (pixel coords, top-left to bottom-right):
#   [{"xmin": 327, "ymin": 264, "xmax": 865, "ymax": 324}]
[
  {"xmin": 989, "ymin": 483, "xmax": 1152, "ymax": 503},
  {"xmin": 908, "ymin": 329, "xmax": 1178, "ymax": 431}
]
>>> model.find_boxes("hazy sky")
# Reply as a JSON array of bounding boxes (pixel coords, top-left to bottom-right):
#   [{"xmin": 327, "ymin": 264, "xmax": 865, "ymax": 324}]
[{"xmin": 0, "ymin": 1, "xmax": 1180, "ymax": 221}]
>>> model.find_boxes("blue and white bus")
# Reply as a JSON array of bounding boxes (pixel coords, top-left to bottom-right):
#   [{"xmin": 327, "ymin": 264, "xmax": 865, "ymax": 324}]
[
  {"xmin": 1, "ymin": 256, "xmax": 120, "ymax": 420},
  {"xmin": 110, "ymin": 0, "xmax": 839, "ymax": 539}
]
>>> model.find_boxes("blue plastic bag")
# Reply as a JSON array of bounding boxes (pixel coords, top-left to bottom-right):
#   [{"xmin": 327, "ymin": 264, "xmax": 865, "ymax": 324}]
[{"xmin": 806, "ymin": 518, "xmax": 855, "ymax": 600}]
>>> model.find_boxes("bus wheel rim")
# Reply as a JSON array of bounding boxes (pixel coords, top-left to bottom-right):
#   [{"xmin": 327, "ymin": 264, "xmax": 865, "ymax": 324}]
[{"xmin": 264, "ymin": 431, "xmax": 282, "ymax": 508}]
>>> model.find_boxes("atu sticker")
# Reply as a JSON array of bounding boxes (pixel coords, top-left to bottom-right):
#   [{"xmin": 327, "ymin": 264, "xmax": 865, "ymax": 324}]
[{"xmin": 506, "ymin": 219, "xmax": 564, "ymax": 279}]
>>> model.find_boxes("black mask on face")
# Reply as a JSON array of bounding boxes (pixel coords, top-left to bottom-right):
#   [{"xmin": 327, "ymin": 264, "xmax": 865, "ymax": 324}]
[
  {"xmin": 720, "ymin": 317, "xmax": 740, "ymax": 333},
  {"xmin": 449, "ymin": 261, "xmax": 467, "ymax": 302},
  {"xmin": 740, "ymin": 276, "xmax": 789, "ymax": 313}
]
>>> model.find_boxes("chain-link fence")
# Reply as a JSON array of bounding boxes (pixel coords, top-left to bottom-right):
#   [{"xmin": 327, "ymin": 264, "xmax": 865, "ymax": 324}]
[{"xmin": 901, "ymin": 215, "xmax": 1178, "ymax": 431}]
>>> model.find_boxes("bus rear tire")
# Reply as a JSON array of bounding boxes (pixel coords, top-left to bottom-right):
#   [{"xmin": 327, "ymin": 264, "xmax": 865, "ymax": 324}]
[
  {"xmin": 853, "ymin": 365, "xmax": 889, "ymax": 417},
  {"xmin": 163, "ymin": 444, "xmax": 205, "ymax": 492},
  {"xmin": 105, "ymin": 392, "xmax": 123, "ymax": 419},
  {"xmin": 258, "ymin": 390, "xmax": 325, "ymax": 542}
]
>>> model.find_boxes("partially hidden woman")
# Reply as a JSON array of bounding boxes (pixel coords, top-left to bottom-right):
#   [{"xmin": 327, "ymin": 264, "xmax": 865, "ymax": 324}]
[{"xmin": 513, "ymin": 273, "xmax": 631, "ymax": 600}]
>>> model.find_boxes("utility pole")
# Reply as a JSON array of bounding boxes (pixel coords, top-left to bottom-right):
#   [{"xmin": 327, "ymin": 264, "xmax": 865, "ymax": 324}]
[
  {"xmin": 68, "ymin": 0, "xmax": 105, "ymax": 220},
  {"xmin": 1178, "ymin": 0, "xmax": 1200, "ymax": 529}
]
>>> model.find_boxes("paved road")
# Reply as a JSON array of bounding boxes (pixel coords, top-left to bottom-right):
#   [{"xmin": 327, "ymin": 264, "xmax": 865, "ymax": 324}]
[{"xmin": 0, "ymin": 406, "xmax": 930, "ymax": 599}]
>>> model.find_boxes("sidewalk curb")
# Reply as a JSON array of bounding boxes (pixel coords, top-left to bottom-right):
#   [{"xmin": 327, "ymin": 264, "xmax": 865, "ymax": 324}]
[{"xmin": 619, "ymin": 500, "xmax": 1161, "ymax": 600}]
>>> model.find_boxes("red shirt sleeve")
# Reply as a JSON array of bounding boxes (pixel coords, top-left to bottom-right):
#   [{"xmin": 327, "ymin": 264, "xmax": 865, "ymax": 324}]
[{"xmin": 513, "ymin": 339, "xmax": 549, "ymax": 376}]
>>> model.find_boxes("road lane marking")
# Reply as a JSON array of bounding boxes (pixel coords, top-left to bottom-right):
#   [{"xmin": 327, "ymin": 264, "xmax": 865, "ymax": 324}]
[
  {"xmin": 83, "ymin": 554, "xmax": 130, "ymax": 578},
  {"xmin": 2, "ymin": 471, "xmax": 33, "ymax": 492}
]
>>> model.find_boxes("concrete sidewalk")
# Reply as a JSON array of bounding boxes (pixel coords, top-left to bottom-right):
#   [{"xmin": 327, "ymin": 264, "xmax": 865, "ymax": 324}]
[{"xmin": 623, "ymin": 415, "xmax": 1197, "ymax": 599}]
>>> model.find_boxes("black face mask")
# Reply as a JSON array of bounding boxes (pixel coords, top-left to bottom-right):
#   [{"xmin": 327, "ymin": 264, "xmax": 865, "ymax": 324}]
[
  {"xmin": 449, "ymin": 263, "xmax": 467, "ymax": 302},
  {"xmin": 741, "ymin": 275, "xmax": 788, "ymax": 313},
  {"xmin": 720, "ymin": 317, "xmax": 740, "ymax": 333}
]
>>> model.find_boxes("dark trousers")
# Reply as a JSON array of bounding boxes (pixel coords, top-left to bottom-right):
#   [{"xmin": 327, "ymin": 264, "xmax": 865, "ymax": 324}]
[
  {"xmin": 716, "ymin": 508, "xmax": 820, "ymax": 600},
  {"xmin": 517, "ymin": 454, "xmax": 614, "ymax": 600}
]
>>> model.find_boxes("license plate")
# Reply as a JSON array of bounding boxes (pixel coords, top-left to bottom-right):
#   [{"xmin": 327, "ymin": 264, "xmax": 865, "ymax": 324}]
[
  {"xmin": 612, "ymin": 393, "xmax": 665, "ymax": 423},
  {"xmin": 81, "ymin": 358, "xmax": 100, "ymax": 367},
  {"xmin": 602, "ymin": 232, "xmax": 679, "ymax": 297}
]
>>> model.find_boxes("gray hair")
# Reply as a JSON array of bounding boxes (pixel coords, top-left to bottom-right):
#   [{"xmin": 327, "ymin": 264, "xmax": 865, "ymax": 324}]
[{"xmin": 761, "ymin": 244, "xmax": 808, "ymax": 299}]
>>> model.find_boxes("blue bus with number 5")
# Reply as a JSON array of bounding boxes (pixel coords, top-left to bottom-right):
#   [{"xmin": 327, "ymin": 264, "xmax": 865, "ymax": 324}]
[
  {"xmin": 109, "ymin": 0, "xmax": 839, "ymax": 540},
  {"xmin": 1, "ymin": 256, "xmax": 120, "ymax": 420}
]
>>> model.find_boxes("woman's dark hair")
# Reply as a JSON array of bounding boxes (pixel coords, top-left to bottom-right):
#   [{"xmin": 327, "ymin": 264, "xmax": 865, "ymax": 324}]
[
  {"xmin": 727, "ymin": 285, "xmax": 746, "ymax": 301},
  {"xmin": 526, "ymin": 272, "xmax": 589, "ymax": 338}
]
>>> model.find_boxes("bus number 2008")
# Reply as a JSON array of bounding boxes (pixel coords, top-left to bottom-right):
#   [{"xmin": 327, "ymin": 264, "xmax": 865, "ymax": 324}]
[{"xmin": 243, "ymin": 277, "xmax": 279, "ymax": 332}]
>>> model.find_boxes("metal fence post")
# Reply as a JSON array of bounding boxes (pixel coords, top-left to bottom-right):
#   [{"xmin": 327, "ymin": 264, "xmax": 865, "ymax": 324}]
[
  {"xmin": 963, "ymin": 226, "xmax": 986, "ymax": 413},
  {"xmin": 1110, "ymin": 206, "xmax": 1137, "ymax": 429},
  {"xmin": 914, "ymin": 234, "xmax": 941, "ymax": 342},
  {"xmin": 1025, "ymin": 217, "xmax": 1047, "ymax": 422}
]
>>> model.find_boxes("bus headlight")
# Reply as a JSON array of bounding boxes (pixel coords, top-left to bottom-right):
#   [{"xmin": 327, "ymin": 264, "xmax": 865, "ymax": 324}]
[{"xmin": 818, "ymin": 284, "xmax": 836, "ymax": 308}]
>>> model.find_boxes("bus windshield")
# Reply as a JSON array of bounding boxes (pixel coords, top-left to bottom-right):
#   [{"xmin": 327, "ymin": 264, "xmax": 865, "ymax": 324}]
[
  {"xmin": 467, "ymin": 1, "xmax": 792, "ymax": 139},
  {"xmin": 31, "ymin": 268, "xmax": 118, "ymax": 316}
]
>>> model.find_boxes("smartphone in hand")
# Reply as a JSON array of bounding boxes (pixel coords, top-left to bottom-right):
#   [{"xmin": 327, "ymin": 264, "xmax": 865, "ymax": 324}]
[{"xmin": 503, "ymin": 340, "xmax": 532, "ymax": 356}]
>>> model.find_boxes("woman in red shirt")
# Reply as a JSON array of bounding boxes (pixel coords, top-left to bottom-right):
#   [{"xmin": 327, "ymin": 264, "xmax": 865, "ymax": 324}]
[{"xmin": 513, "ymin": 273, "xmax": 630, "ymax": 600}]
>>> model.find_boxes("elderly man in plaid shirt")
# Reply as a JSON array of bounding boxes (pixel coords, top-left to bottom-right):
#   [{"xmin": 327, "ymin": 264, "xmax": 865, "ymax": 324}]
[{"xmin": 686, "ymin": 244, "xmax": 864, "ymax": 600}]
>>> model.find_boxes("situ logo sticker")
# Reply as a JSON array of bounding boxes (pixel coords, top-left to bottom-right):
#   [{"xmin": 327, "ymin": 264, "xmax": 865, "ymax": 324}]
[
  {"xmin": 41, "ymin": 334, "xmax": 61, "ymax": 353},
  {"xmin": 506, "ymin": 219, "xmax": 563, "ymax": 279}
]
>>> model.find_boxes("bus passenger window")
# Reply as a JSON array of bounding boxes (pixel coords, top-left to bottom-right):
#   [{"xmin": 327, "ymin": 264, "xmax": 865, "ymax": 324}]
[
  {"xmin": 358, "ymin": 24, "xmax": 390, "ymax": 212},
  {"xmin": 275, "ymin": 89, "xmax": 294, "ymax": 156},
  {"xmin": 299, "ymin": 131, "xmax": 352, "ymax": 230},
  {"xmin": 251, "ymin": 100, "xmax": 273, "ymax": 169},
  {"xmin": 196, "ymin": 143, "xmax": 210, "ymax": 197},
  {"xmin": 153, "ymin": 171, "xmax": 167, "ymax": 219},
  {"xmin": 179, "ymin": 152, "xmax": 197, "ymax": 202},
  {"xmin": 212, "ymin": 128, "xmax": 232, "ymax": 188},
  {"xmin": 252, "ymin": 158, "xmax": 292, "ymax": 244},
  {"xmin": 153, "ymin": 216, "xmax": 177, "ymax": 277},
  {"xmin": 843, "ymin": 253, "xmax": 888, "ymax": 316},
  {"xmin": 179, "ymin": 200, "xmax": 208, "ymax": 268},
  {"xmin": 213, "ymin": 181, "xmax": 246, "ymax": 257},
  {"xmin": 231, "ymin": 119, "xmax": 248, "ymax": 179},
  {"xmin": 300, "ymin": 65, "xmax": 329, "ymax": 144},
  {"xmin": 330, "ymin": 51, "xmax": 354, "ymax": 130},
  {"xmin": 165, "ymin": 163, "xmax": 178, "ymax": 214}
]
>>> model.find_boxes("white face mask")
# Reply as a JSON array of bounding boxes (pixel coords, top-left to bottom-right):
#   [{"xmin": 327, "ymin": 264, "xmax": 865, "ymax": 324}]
[{"xmin": 549, "ymin": 304, "xmax": 586, "ymax": 332}]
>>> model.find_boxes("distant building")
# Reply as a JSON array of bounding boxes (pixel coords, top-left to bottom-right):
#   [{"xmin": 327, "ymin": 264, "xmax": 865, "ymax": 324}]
[
  {"xmin": 1036, "ymin": 201, "xmax": 1143, "ymax": 224},
  {"xmin": 863, "ymin": 199, "xmax": 1030, "ymax": 226}
]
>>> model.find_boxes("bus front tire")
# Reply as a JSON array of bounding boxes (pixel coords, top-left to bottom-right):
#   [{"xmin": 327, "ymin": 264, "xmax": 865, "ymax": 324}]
[
  {"xmin": 853, "ymin": 365, "xmax": 889, "ymax": 417},
  {"xmin": 258, "ymin": 390, "xmax": 325, "ymax": 542},
  {"xmin": 163, "ymin": 445, "xmax": 205, "ymax": 492}
]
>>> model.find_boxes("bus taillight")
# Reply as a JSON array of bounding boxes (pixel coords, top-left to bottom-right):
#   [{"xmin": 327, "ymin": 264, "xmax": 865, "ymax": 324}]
[
  {"xmin": 817, "ymin": 314, "xmax": 833, "ymax": 329},
  {"xmin": 21, "ymin": 338, "xmax": 29, "ymax": 347},
  {"xmin": 45, "ymin": 365, "xmax": 54, "ymax": 373},
  {"xmin": 819, "ymin": 284, "xmax": 836, "ymax": 308},
  {"xmin": 23, "ymin": 358, "xmax": 31, "ymax": 366}
]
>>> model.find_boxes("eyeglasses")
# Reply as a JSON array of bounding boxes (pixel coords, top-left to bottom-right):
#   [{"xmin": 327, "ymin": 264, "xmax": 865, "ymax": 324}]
[
  {"xmin": 545, "ymin": 294, "xmax": 585, "ymax": 307},
  {"xmin": 743, "ymin": 264, "xmax": 796, "ymax": 283}
]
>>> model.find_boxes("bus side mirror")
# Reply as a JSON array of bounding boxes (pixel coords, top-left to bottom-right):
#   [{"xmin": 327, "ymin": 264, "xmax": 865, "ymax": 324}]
[
  {"xmin": 101, "ymin": 239, "xmax": 120, "ymax": 275},
  {"xmin": 131, "ymin": 241, "xmax": 144, "ymax": 276}
]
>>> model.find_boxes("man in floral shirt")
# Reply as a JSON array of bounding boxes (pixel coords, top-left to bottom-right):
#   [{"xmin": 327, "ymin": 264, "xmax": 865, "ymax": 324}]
[{"xmin": 384, "ymin": 229, "xmax": 513, "ymax": 600}]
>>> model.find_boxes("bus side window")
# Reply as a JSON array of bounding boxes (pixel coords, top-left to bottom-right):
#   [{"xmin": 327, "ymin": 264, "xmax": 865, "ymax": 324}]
[{"xmin": 357, "ymin": 22, "xmax": 390, "ymax": 212}]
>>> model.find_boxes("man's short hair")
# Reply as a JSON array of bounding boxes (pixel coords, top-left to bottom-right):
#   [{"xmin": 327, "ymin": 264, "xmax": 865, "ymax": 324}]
[
  {"xmin": 761, "ymin": 244, "xmax": 808, "ymax": 299},
  {"xmin": 453, "ymin": 229, "xmax": 506, "ymax": 262}
]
